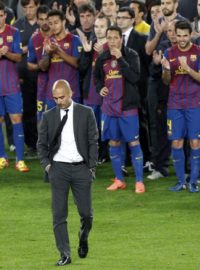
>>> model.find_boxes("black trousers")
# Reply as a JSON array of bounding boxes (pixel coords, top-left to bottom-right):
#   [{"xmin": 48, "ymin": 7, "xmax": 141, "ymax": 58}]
[
  {"xmin": 48, "ymin": 161, "xmax": 93, "ymax": 257},
  {"xmin": 20, "ymin": 73, "xmax": 38, "ymax": 150},
  {"xmin": 147, "ymin": 78, "xmax": 171, "ymax": 174}
]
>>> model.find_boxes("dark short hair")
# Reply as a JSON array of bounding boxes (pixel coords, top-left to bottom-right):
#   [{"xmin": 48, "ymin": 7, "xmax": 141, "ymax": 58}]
[
  {"xmin": 95, "ymin": 12, "xmax": 111, "ymax": 28},
  {"xmin": 78, "ymin": 3, "xmax": 96, "ymax": 16},
  {"xmin": 106, "ymin": 25, "xmax": 122, "ymax": 37},
  {"xmin": 21, "ymin": 0, "xmax": 40, "ymax": 7},
  {"xmin": 175, "ymin": 19, "xmax": 192, "ymax": 34},
  {"xmin": 0, "ymin": 1, "xmax": 5, "ymax": 12},
  {"xmin": 149, "ymin": 0, "xmax": 161, "ymax": 9},
  {"xmin": 131, "ymin": 1, "xmax": 146, "ymax": 15},
  {"xmin": 36, "ymin": 5, "xmax": 50, "ymax": 18},
  {"xmin": 48, "ymin": 9, "xmax": 65, "ymax": 21},
  {"xmin": 118, "ymin": 7, "xmax": 135, "ymax": 18}
]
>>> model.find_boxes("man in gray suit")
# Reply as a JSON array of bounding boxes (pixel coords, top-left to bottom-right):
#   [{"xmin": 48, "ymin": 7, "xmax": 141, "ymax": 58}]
[{"xmin": 37, "ymin": 79, "xmax": 98, "ymax": 266}]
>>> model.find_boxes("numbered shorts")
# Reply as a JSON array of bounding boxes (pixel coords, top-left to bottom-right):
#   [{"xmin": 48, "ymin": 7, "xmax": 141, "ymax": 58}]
[
  {"xmin": 167, "ymin": 108, "xmax": 200, "ymax": 140},
  {"xmin": 0, "ymin": 93, "xmax": 23, "ymax": 116},
  {"xmin": 101, "ymin": 113, "xmax": 139, "ymax": 142},
  {"xmin": 37, "ymin": 99, "xmax": 56, "ymax": 121}
]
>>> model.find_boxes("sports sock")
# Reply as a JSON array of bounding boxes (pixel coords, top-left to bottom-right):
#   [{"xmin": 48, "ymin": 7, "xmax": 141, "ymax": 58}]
[
  {"xmin": 129, "ymin": 144, "xmax": 143, "ymax": 181},
  {"xmin": 13, "ymin": 123, "xmax": 24, "ymax": 161},
  {"xmin": 120, "ymin": 141, "xmax": 126, "ymax": 167},
  {"xmin": 0, "ymin": 123, "xmax": 6, "ymax": 158},
  {"xmin": 172, "ymin": 147, "xmax": 185, "ymax": 184},
  {"xmin": 109, "ymin": 145, "xmax": 124, "ymax": 181},
  {"xmin": 190, "ymin": 148, "xmax": 200, "ymax": 185}
]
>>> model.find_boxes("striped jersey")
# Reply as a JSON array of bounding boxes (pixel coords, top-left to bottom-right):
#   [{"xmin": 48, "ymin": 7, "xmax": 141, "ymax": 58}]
[
  {"xmin": 27, "ymin": 30, "xmax": 48, "ymax": 100},
  {"xmin": 0, "ymin": 24, "xmax": 22, "ymax": 96},
  {"xmin": 101, "ymin": 56, "xmax": 137, "ymax": 117},
  {"xmin": 164, "ymin": 44, "xmax": 200, "ymax": 109},
  {"xmin": 46, "ymin": 33, "xmax": 82, "ymax": 100},
  {"xmin": 83, "ymin": 43, "xmax": 108, "ymax": 106}
]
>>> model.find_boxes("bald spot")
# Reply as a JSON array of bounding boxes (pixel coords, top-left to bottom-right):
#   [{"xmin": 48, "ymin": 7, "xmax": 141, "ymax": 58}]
[{"xmin": 52, "ymin": 80, "xmax": 72, "ymax": 97}]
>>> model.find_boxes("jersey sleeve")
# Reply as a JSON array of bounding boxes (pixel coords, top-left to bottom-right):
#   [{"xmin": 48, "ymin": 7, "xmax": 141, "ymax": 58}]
[
  {"xmin": 27, "ymin": 37, "xmax": 37, "ymax": 63},
  {"xmin": 12, "ymin": 29, "xmax": 22, "ymax": 54},
  {"xmin": 72, "ymin": 35, "xmax": 82, "ymax": 58}
]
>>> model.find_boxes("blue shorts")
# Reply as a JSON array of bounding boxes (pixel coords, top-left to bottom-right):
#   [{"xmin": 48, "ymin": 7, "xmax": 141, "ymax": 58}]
[
  {"xmin": 101, "ymin": 113, "xmax": 139, "ymax": 142},
  {"xmin": 85, "ymin": 104, "xmax": 101, "ymax": 129},
  {"xmin": 167, "ymin": 108, "xmax": 200, "ymax": 140},
  {"xmin": 37, "ymin": 99, "xmax": 56, "ymax": 121},
  {"xmin": 0, "ymin": 93, "xmax": 23, "ymax": 116}
]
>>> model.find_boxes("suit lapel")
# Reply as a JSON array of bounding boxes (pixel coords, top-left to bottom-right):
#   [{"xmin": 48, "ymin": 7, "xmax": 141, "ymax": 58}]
[{"xmin": 73, "ymin": 102, "xmax": 79, "ymax": 144}]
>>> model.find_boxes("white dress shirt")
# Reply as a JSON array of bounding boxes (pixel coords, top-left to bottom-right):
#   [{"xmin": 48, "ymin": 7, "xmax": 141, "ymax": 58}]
[
  {"xmin": 123, "ymin": 27, "xmax": 133, "ymax": 46},
  {"xmin": 53, "ymin": 101, "xmax": 83, "ymax": 163}
]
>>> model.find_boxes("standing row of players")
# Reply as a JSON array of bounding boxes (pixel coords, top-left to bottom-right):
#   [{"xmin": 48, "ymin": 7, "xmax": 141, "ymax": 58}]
[{"xmin": 0, "ymin": 0, "xmax": 199, "ymax": 194}]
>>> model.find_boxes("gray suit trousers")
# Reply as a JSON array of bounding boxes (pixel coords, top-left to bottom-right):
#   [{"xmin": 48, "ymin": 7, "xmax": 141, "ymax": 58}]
[{"xmin": 49, "ymin": 161, "xmax": 93, "ymax": 257}]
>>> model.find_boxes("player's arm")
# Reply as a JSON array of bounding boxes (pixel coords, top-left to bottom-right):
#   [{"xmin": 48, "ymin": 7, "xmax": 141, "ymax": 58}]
[
  {"xmin": 2, "ymin": 49, "xmax": 22, "ymax": 62},
  {"xmin": 93, "ymin": 55, "xmax": 105, "ymax": 93},
  {"xmin": 178, "ymin": 55, "xmax": 200, "ymax": 82},
  {"xmin": 27, "ymin": 37, "xmax": 40, "ymax": 71},
  {"xmin": 112, "ymin": 48, "xmax": 140, "ymax": 84},
  {"xmin": 0, "ymin": 29, "xmax": 22, "ymax": 62},
  {"xmin": 161, "ymin": 50, "xmax": 171, "ymax": 85},
  {"xmin": 56, "ymin": 47, "xmax": 78, "ymax": 68},
  {"xmin": 145, "ymin": 20, "xmax": 164, "ymax": 55}
]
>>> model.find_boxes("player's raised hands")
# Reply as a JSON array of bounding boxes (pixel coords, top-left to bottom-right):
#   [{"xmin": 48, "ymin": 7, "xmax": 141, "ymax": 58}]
[
  {"xmin": 76, "ymin": 28, "xmax": 92, "ymax": 52},
  {"xmin": 153, "ymin": 50, "xmax": 162, "ymax": 65}
]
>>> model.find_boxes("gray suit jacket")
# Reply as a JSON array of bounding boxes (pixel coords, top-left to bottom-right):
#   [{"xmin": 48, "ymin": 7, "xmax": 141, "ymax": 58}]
[{"xmin": 37, "ymin": 102, "xmax": 99, "ymax": 170}]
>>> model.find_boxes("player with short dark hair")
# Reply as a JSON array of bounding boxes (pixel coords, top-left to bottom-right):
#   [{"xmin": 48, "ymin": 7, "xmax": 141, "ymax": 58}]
[
  {"xmin": 94, "ymin": 25, "xmax": 145, "ymax": 193},
  {"xmin": 39, "ymin": 9, "xmax": 82, "ymax": 109},
  {"xmin": 162, "ymin": 19, "xmax": 200, "ymax": 192},
  {"xmin": 27, "ymin": 5, "xmax": 50, "ymax": 122}
]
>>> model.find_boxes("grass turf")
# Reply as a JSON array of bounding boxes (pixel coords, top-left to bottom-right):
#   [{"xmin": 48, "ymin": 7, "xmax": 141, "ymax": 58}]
[{"xmin": 0, "ymin": 159, "xmax": 200, "ymax": 270}]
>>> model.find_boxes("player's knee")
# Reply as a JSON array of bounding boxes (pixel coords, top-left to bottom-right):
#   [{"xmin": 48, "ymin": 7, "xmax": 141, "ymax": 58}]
[
  {"xmin": 190, "ymin": 139, "xmax": 200, "ymax": 149},
  {"xmin": 9, "ymin": 114, "xmax": 22, "ymax": 124},
  {"xmin": 172, "ymin": 139, "xmax": 184, "ymax": 149},
  {"xmin": 0, "ymin": 116, "xmax": 4, "ymax": 123},
  {"xmin": 109, "ymin": 140, "xmax": 120, "ymax": 147},
  {"xmin": 128, "ymin": 140, "xmax": 140, "ymax": 147}
]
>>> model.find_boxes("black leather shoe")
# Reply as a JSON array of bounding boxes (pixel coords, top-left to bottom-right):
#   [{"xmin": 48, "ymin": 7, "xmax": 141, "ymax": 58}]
[
  {"xmin": 78, "ymin": 240, "xmax": 88, "ymax": 258},
  {"xmin": 56, "ymin": 256, "xmax": 71, "ymax": 266}
]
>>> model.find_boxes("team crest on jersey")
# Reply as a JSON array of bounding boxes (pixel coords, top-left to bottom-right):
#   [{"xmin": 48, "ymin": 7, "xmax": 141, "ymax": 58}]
[
  {"xmin": 0, "ymin": 37, "xmax": 3, "ymax": 45},
  {"xmin": 111, "ymin": 60, "xmax": 117, "ymax": 68},
  {"xmin": 190, "ymin": 55, "xmax": 197, "ymax": 61},
  {"xmin": 63, "ymin": 43, "xmax": 70, "ymax": 49},
  {"xmin": 7, "ymin": 36, "xmax": 13, "ymax": 42}
]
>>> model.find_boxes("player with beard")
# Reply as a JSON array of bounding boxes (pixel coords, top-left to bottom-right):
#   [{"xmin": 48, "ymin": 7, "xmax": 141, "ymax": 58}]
[
  {"xmin": 145, "ymin": 0, "xmax": 184, "ymax": 56},
  {"xmin": 162, "ymin": 20, "xmax": 200, "ymax": 192},
  {"xmin": 27, "ymin": 5, "xmax": 51, "ymax": 123}
]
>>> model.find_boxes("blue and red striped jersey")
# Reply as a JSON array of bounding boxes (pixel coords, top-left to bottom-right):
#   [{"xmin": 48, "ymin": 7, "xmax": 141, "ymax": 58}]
[
  {"xmin": 45, "ymin": 33, "xmax": 82, "ymax": 100},
  {"xmin": 164, "ymin": 44, "xmax": 200, "ymax": 109},
  {"xmin": 28, "ymin": 30, "xmax": 48, "ymax": 100},
  {"xmin": 101, "ymin": 56, "xmax": 137, "ymax": 117},
  {"xmin": 0, "ymin": 24, "xmax": 22, "ymax": 96},
  {"xmin": 83, "ymin": 43, "xmax": 108, "ymax": 106}
]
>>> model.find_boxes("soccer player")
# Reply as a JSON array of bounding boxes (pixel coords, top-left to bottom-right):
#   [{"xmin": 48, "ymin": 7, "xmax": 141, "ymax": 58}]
[
  {"xmin": 0, "ymin": 1, "xmax": 29, "ymax": 172},
  {"xmin": 162, "ymin": 19, "xmax": 200, "ymax": 192},
  {"xmin": 14, "ymin": 0, "xmax": 39, "ymax": 156},
  {"xmin": 39, "ymin": 9, "xmax": 82, "ymax": 108},
  {"xmin": 94, "ymin": 25, "xmax": 145, "ymax": 193},
  {"xmin": 27, "ymin": 5, "xmax": 50, "ymax": 122},
  {"xmin": 79, "ymin": 14, "xmax": 110, "ymax": 126},
  {"xmin": 79, "ymin": 14, "xmax": 110, "ymax": 164}
]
